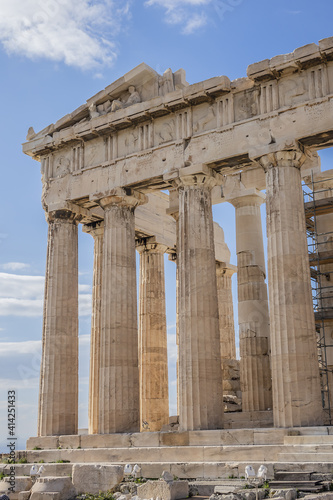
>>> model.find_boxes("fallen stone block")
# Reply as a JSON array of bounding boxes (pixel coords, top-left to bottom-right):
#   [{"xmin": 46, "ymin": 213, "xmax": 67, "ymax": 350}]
[
  {"xmin": 300, "ymin": 494, "xmax": 333, "ymax": 500},
  {"xmin": 18, "ymin": 493, "xmax": 31, "ymax": 500},
  {"xmin": 137, "ymin": 479, "xmax": 188, "ymax": 500},
  {"xmin": 72, "ymin": 464, "xmax": 124, "ymax": 494},
  {"xmin": 30, "ymin": 477, "xmax": 76, "ymax": 500},
  {"xmin": 0, "ymin": 477, "xmax": 32, "ymax": 500},
  {"xmin": 271, "ymin": 489, "xmax": 297, "ymax": 500}
]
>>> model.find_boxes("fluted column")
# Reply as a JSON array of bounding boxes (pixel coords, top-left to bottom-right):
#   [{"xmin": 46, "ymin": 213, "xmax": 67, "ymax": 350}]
[
  {"xmin": 38, "ymin": 210, "xmax": 80, "ymax": 436},
  {"xmin": 167, "ymin": 194, "xmax": 180, "ymax": 416},
  {"xmin": 137, "ymin": 238, "xmax": 169, "ymax": 432},
  {"xmin": 216, "ymin": 263, "xmax": 237, "ymax": 360},
  {"xmin": 174, "ymin": 166, "xmax": 224, "ymax": 430},
  {"xmin": 259, "ymin": 150, "xmax": 323, "ymax": 427},
  {"xmin": 216, "ymin": 263, "xmax": 239, "ymax": 397},
  {"xmin": 83, "ymin": 222, "xmax": 104, "ymax": 435},
  {"xmin": 228, "ymin": 190, "xmax": 272, "ymax": 411},
  {"xmin": 98, "ymin": 188, "xmax": 147, "ymax": 434}
]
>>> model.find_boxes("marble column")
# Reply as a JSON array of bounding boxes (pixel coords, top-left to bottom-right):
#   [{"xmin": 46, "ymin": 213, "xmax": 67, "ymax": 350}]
[
  {"xmin": 259, "ymin": 150, "xmax": 323, "ymax": 427},
  {"xmin": 83, "ymin": 222, "xmax": 104, "ymax": 435},
  {"xmin": 216, "ymin": 262, "xmax": 239, "ymax": 397},
  {"xmin": 168, "ymin": 252, "xmax": 180, "ymax": 416},
  {"xmin": 38, "ymin": 210, "xmax": 80, "ymax": 436},
  {"xmin": 174, "ymin": 166, "xmax": 224, "ymax": 430},
  {"xmin": 167, "ymin": 194, "xmax": 180, "ymax": 417},
  {"xmin": 98, "ymin": 188, "xmax": 147, "ymax": 434},
  {"xmin": 229, "ymin": 189, "xmax": 272, "ymax": 411},
  {"xmin": 216, "ymin": 262, "xmax": 237, "ymax": 361},
  {"xmin": 137, "ymin": 238, "xmax": 169, "ymax": 432}
]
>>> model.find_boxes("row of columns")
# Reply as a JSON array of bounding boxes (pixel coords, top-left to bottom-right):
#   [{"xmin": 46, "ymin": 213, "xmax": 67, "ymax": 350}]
[{"xmin": 38, "ymin": 148, "xmax": 323, "ymax": 436}]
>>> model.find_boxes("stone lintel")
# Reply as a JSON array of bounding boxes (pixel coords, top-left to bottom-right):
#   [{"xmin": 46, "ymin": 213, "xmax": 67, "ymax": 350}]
[{"xmin": 82, "ymin": 220, "xmax": 104, "ymax": 236}]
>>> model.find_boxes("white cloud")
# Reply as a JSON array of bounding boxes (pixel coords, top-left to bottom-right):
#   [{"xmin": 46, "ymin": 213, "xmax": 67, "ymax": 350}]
[
  {"xmin": 1, "ymin": 262, "xmax": 30, "ymax": 271},
  {"xmin": 0, "ymin": 340, "xmax": 41, "ymax": 356},
  {"xmin": 0, "ymin": 0, "xmax": 130, "ymax": 70},
  {"xmin": 145, "ymin": 0, "xmax": 211, "ymax": 33},
  {"xmin": 0, "ymin": 377, "xmax": 40, "ymax": 390},
  {"xmin": 0, "ymin": 273, "xmax": 44, "ymax": 299},
  {"xmin": 79, "ymin": 294, "xmax": 92, "ymax": 317},
  {"xmin": 182, "ymin": 13, "xmax": 207, "ymax": 34},
  {"xmin": 167, "ymin": 333, "xmax": 178, "ymax": 362},
  {"xmin": 0, "ymin": 272, "xmax": 91, "ymax": 317},
  {"xmin": 79, "ymin": 334, "xmax": 91, "ymax": 346},
  {"xmin": 0, "ymin": 298, "xmax": 43, "ymax": 317}
]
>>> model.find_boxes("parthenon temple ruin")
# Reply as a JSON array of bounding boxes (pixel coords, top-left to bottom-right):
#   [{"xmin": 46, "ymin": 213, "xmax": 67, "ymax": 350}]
[{"xmin": 22, "ymin": 37, "xmax": 333, "ymax": 455}]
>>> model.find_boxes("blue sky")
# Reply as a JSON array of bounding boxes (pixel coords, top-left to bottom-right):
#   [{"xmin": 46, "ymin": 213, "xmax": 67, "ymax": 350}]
[{"xmin": 0, "ymin": 0, "xmax": 333, "ymax": 451}]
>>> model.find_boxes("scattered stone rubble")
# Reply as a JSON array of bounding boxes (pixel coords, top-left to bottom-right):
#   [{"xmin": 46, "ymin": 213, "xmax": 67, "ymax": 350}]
[{"xmin": 1, "ymin": 464, "xmax": 333, "ymax": 500}]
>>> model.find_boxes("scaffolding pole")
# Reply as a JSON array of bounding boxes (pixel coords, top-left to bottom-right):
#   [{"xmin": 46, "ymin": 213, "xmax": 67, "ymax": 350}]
[{"xmin": 303, "ymin": 172, "xmax": 333, "ymax": 425}]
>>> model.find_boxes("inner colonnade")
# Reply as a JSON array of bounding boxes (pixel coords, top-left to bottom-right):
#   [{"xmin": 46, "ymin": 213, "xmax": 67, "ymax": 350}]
[
  {"xmin": 24, "ymin": 38, "xmax": 333, "ymax": 438},
  {"xmin": 37, "ymin": 157, "xmax": 323, "ymax": 437}
]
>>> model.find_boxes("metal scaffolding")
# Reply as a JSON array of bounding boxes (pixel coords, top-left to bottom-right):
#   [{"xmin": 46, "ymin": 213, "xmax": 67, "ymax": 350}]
[{"xmin": 303, "ymin": 173, "xmax": 333, "ymax": 425}]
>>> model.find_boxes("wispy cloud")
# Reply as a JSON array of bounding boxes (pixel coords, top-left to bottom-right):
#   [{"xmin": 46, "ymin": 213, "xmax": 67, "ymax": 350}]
[
  {"xmin": 0, "ymin": 273, "xmax": 91, "ymax": 317},
  {"xmin": 0, "ymin": 0, "xmax": 130, "ymax": 70},
  {"xmin": 145, "ymin": 0, "xmax": 211, "ymax": 33},
  {"xmin": 0, "ymin": 377, "xmax": 40, "ymax": 390},
  {"xmin": 0, "ymin": 273, "xmax": 44, "ymax": 300},
  {"xmin": 167, "ymin": 332, "xmax": 178, "ymax": 362},
  {"xmin": 0, "ymin": 340, "xmax": 41, "ymax": 356},
  {"xmin": 0, "ymin": 262, "xmax": 30, "ymax": 271}
]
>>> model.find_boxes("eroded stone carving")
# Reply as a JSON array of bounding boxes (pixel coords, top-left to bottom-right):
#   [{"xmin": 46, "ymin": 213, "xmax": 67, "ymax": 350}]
[
  {"xmin": 157, "ymin": 119, "xmax": 175, "ymax": 143},
  {"xmin": 194, "ymin": 104, "xmax": 216, "ymax": 133},
  {"xmin": 54, "ymin": 156, "xmax": 70, "ymax": 178},
  {"xmin": 89, "ymin": 86, "xmax": 142, "ymax": 119},
  {"xmin": 111, "ymin": 86, "xmax": 141, "ymax": 112}
]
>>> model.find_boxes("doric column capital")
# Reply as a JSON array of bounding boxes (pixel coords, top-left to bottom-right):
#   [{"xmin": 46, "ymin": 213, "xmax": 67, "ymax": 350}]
[
  {"xmin": 165, "ymin": 164, "xmax": 223, "ymax": 191},
  {"xmin": 216, "ymin": 261, "xmax": 237, "ymax": 278},
  {"xmin": 257, "ymin": 149, "xmax": 306, "ymax": 172},
  {"xmin": 82, "ymin": 221, "xmax": 104, "ymax": 238},
  {"xmin": 46, "ymin": 209, "xmax": 82, "ymax": 225},
  {"xmin": 91, "ymin": 187, "xmax": 148, "ymax": 210},
  {"xmin": 136, "ymin": 237, "xmax": 168, "ymax": 255},
  {"xmin": 226, "ymin": 188, "xmax": 266, "ymax": 209}
]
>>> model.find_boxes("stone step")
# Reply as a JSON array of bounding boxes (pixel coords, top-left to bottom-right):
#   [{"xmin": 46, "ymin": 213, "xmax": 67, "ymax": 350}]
[
  {"xmin": 26, "ymin": 427, "xmax": 284, "ymax": 450},
  {"xmin": 189, "ymin": 480, "xmax": 246, "ymax": 496},
  {"xmin": 26, "ymin": 427, "xmax": 333, "ymax": 452},
  {"xmin": 0, "ymin": 463, "xmax": 72, "ymax": 477},
  {"xmin": 269, "ymin": 480, "xmax": 322, "ymax": 492},
  {"xmin": 278, "ymin": 453, "xmax": 333, "ymax": 462},
  {"xmin": 274, "ymin": 471, "xmax": 313, "ymax": 481},
  {"xmin": 24, "ymin": 443, "xmax": 333, "ymax": 465},
  {"xmin": 287, "ymin": 427, "xmax": 333, "ymax": 436},
  {"xmin": 284, "ymin": 435, "xmax": 333, "ymax": 445},
  {"xmin": 2, "ymin": 462, "xmax": 333, "ymax": 483},
  {"xmin": 273, "ymin": 463, "xmax": 333, "ymax": 474}
]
